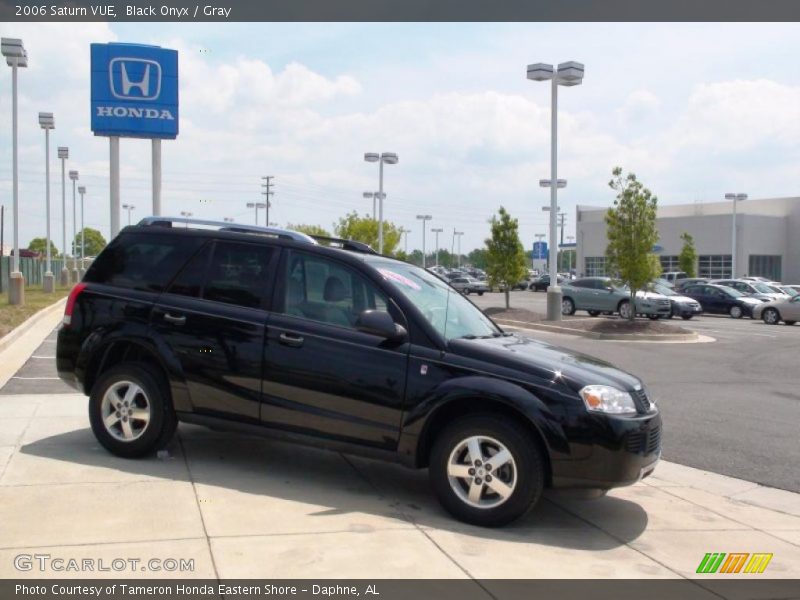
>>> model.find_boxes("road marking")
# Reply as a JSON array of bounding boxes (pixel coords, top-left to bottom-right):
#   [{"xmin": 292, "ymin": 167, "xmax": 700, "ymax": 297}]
[
  {"xmin": 30, "ymin": 356, "xmax": 56, "ymax": 359},
  {"xmin": 10, "ymin": 377, "xmax": 60, "ymax": 380}
]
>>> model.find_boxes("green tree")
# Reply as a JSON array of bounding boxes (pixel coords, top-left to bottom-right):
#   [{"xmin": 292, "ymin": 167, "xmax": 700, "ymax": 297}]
[
  {"xmin": 485, "ymin": 206, "xmax": 528, "ymax": 309},
  {"xmin": 605, "ymin": 167, "xmax": 661, "ymax": 320},
  {"xmin": 334, "ymin": 211, "xmax": 401, "ymax": 255},
  {"xmin": 679, "ymin": 232, "xmax": 697, "ymax": 277},
  {"xmin": 28, "ymin": 237, "xmax": 59, "ymax": 257},
  {"xmin": 286, "ymin": 223, "xmax": 331, "ymax": 238},
  {"xmin": 467, "ymin": 248, "xmax": 488, "ymax": 270},
  {"xmin": 407, "ymin": 249, "xmax": 424, "ymax": 267},
  {"xmin": 71, "ymin": 227, "xmax": 107, "ymax": 258}
]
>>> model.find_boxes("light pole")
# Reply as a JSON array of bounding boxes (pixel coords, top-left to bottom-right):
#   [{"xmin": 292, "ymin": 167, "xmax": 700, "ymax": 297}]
[
  {"xmin": 2, "ymin": 37, "xmax": 28, "ymax": 304},
  {"xmin": 431, "ymin": 227, "xmax": 443, "ymax": 266},
  {"xmin": 453, "ymin": 230, "xmax": 464, "ymax": 268},
  {"xmin": 246, "ymin": 202, "xmax": 266, "ymax": 226},
  {"xmin": 122, "ymin": 204, "xmax": 136, "ymax": 226},
  {"xmin": 364, "ymin": 152, "xmax": 398, "ymax": 254},
  {"xmin": 399, "ymin": 227, "xmax": 410, "ymax": 254},
  {"xmin": 528, "ymin": 60, "xmax": 584, "ymax": 321},
  {"xmin": 725, "ymin": 193, "xmax": 747, "ymax": 278},
  {"xmin": 416, "ymin": 215, "xmax": 432, "ymax": 268},
  {"xmin": 69, "ymin": 170, "xmax": 79, "ymax": 283},
  {"xmin": 57, "ymin": 147, "xmax": 69, "ymax": 286},
  {"xmin": 38, "ymin": 112, "xmax": 55, "ymax": 292},
  {"xmin": 77, "ymin": 186, "xmax": 86, "ymax": 274},
  {"xmin": 566, "ymin": 235, "xmax": 575, "ymax": 273}
]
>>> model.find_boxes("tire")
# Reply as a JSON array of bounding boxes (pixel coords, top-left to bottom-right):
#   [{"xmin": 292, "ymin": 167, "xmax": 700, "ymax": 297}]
[
  {"xmin": 785, "ymin": 321, "xmax": 797, "ymax": 326},
  {"xmin": 618, "ymin": 300, "xmax": 632, "ymax": 320},
  {"xmin": 587, "ymin": 310, "xmax": 600, "ymax": 317},
  {"xmin": 561, "ymin": 297, "xmax": 576, "ymax": 316},
  {"xmin": 478, "ymin": 291, "xmax": 484, "ymax": 296},
  {"xmin": 762, "ymin": 308, "xmax": 780, "ymax": 325},
  {"xmin": 682, "ymin": 315, "xmax": 693, "ymax": 320},
  {"xmin": 429, "ymin": 414, "xmax": 545, "ymax": 527},
  {"xmin": 729, "ymin": 305, "xmax": 743, "ymax": 319},
  {"xmin": 89, "ymin": 363, "xmax": 177, "ymax": 458},
  {"xmin": 464, "ymin": 288, "xmax": 471, "ymax": 295}
]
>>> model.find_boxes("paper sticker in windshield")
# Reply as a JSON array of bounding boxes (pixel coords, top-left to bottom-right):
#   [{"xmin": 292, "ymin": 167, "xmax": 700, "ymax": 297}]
[{"xmin": 378, "ymin": 268, "xmax": 422, "ymax": 291}]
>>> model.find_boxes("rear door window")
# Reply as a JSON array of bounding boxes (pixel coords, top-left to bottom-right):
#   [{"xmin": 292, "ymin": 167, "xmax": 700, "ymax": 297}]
[{"xmin": 202, "ymin": 241, "xmax": 275, "ymax": 309}]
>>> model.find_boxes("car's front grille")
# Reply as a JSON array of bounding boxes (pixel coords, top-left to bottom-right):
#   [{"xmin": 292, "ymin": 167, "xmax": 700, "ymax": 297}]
[{"xmin": 625, "ymin": 425, "xmax": 661, "ymax": 455}]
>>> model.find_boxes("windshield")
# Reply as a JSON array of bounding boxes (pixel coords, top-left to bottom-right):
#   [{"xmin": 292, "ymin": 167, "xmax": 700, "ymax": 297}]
[
  {"xmin": 651, "ymin": 283, "xmax": 676, "ymax": 296},
  {"xmin": 753, "ymin": 283, "xmax": 776, "ymax": 294},
  {"xmin": 719, "ymin": 286, "xmax": 745, "ymax": 298},
  {"xmin": 373, "ymin": 261, "xmax": 500, "ymax": 340},
  {"xmin": 782, "ymin": 286, "xmax": 798, "ymax": 297}
]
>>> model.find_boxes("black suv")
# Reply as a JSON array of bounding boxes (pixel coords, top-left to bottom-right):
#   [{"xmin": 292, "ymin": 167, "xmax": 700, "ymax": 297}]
[{"xmin": 57, "ymin": 218, "xmax": 661, "ymax": 527}]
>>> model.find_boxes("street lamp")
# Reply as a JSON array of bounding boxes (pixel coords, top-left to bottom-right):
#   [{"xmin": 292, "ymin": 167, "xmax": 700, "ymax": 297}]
[
  {"xmin": 246, "ymin": 202, "xmax": 266, "ymax": 225},
  {"xmin": 452, "ymin": 230, "xmax": 464, "ymax": 268},
  {"xmin": 399, "ymin": 227, "xmax": 410, "ymax": 254},
  {"xmin": 38, "ymin": 112, "xmax": 55, "ymax": 293},
  {"xmin": 528, "ymin": 60, "xmax": 584, "ymax": 321},
  {"xmin": 68, "ymin": 170, "xmax": 79, "ymax": 283},
  {"xmin": 431, "ymin": 227, "xmax": 443, "ymax": 266},
  {"xmin": 77, "ymin": 186, "xmax": 86, "ymax": 274},
  {"xmin": 416, "ymin": 215, "xmax": 432, "ymax": 268},
  {"xmin": 3, "ymin": 37, "xmax": 28, "ymax": 304},
  {"xmin": 364, "ymin": 152, "xmax": 398, "ymax": 253},
  {"xmin": 725, "ymin": 193, "xmax": 747, "ymax": 278},
  {"xmin": 57, "ymin": 147, "xmax": 69, "ymax": 286},
  {"xmin": 122, "ymin": 203, "xmax": 135, "ymax": 226}
]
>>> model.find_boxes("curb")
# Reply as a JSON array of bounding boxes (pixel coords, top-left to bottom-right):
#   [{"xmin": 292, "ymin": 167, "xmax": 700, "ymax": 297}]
[
  {"xmin": 495, "ymin": 318, "xmax": 699, "ymax": 341},
  {"xmin": 0, "ymin": 296, "xmax": 67, "ymax": 355}
]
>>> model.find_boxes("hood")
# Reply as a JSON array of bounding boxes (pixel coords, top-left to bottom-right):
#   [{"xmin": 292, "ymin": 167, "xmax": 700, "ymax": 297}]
[
  {"xmin": 448, "ymin": 334, "xmax": 642, "ymax": 393},
  {"xmin": 636, "ymin": 290, "xmax": 668, "ymax": 300},
  {"xmin": 670, "ymin": 294, "xmax": 699, "ymax": 304}
]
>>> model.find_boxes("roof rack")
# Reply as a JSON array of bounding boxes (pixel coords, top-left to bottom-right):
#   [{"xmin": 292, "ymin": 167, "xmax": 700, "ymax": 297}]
[
  {"xmin": 136, "ymin": 217, "xmax": 317, "ymax": 244},
  {"xmin": 308, "ymin": 235, "xmax": 377, "ymax": 254}
]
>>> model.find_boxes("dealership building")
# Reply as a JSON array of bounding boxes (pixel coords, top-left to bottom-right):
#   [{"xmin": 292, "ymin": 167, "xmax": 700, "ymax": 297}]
[{"xmin": 575, "ymin": 196, "xmax": 800, "ymax": 283}]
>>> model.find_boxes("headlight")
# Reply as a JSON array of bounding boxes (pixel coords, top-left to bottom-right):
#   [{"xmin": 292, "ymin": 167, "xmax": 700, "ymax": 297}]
[{"xmin": 579, "ymin": 385, "xmax": 637, "ymax": 415}]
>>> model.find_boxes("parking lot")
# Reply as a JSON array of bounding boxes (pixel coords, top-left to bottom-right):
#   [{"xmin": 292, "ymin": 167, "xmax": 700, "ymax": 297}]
[{"xmin": 1, "ymin": 305, "xmax": 799, "ymax": 584}]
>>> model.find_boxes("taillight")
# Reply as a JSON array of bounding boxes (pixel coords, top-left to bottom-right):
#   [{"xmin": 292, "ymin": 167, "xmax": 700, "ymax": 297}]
[{"xmin": 63, "ymin": 283, "xmax": 87, "ymax": 326}]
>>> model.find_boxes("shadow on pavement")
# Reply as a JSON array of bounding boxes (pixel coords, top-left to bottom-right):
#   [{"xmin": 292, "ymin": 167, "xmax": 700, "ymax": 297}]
[{"xmin": 19, "ymin": 424, "xmax": 649, "ymax": 549}]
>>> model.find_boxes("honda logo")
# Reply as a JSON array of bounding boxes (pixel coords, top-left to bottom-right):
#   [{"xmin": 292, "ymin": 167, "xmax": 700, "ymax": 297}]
[{"xmin": 109, "ymin": 58, "xmax": 161, "ymax": 101}]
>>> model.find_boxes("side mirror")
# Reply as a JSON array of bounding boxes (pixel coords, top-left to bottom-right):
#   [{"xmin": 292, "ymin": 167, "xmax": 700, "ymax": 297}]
[{"xmin": 355, "ymin": 310, "xmax": 407, "ymax": 341}]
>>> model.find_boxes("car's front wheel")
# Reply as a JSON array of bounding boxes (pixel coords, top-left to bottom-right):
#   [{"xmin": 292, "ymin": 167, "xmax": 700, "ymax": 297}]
[
  {"xmin": 762, "ymin": 308, "xmax": 780, "ymax": 325},
  {"xmin": 89, "ymin": 363, "xmax": 177, "ymax": 458},
  {"xmin": 618, "ymin": 300, "xmax": 632, "ymax": 319},
  {"xmin": 682, "ymin": 315, "xmax": 694, "ymax": 320},
  {"xmin": 562, "ymin": 297, "xmax": 576, "ymax": 315},
  {"xmin": 464, "ymin": 288, "xmax": 471, "ymax": 295},
  {"xmin": 730, "ymin": 305, "xmax": 743, "ymax": 319},
  {"xmin": 429, "ymin": 414, "xmax": 545, "ymax": 527},
  {"xmin": 478, "ymin": 291, "xmax": 484, "ymax": 296}
]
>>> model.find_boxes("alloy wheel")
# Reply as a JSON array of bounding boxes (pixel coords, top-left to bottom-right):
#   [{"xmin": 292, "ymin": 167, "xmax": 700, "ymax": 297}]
[
  {"xmin": 100, "ymin": 380, "xmax": 152, "ymax": 442},
  {"xmin": 447, "ymin": 435, "xmax": 517, "ymax": 509}
]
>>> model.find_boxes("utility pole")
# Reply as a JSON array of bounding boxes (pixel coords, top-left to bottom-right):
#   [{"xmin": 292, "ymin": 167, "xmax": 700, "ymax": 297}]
[
  {"xmin": 558, "ymin": 211, "xmax": 566, "ymax": 271},
  {"xmin": 431, "ymin": 227, "xmax": 443, "ymax": 266},
  {"xmin": 261, "ymin": 176, "xmax": 274, "ymax": 227}
]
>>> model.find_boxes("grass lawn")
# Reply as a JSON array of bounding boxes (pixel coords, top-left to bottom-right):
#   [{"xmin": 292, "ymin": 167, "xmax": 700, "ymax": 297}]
[{"xmin": 0, "ymin": 286, "xmax": 71, "ymax": 339}]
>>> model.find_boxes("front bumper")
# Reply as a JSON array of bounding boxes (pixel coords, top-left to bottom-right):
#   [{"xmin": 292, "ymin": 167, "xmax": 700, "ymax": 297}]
[
  {"xmin": 551, "ymin": 411, "xmax": 662, "ymax": 489},
  {"xmin": 674, "ymin": 301, "xmax": 703, "ymax": 316}
]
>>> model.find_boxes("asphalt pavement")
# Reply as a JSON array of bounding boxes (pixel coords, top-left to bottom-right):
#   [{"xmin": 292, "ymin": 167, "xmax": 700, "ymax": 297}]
[{"xmin": 471, "ymin": 290, "xmax": 800, "ymax": 493}]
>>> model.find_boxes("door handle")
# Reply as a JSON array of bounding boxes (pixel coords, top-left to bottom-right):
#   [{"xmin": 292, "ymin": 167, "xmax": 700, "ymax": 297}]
[
  {"xmin": 279, "ymin": 333, "xmax": 304, "ymax": 348},
  {"xmin": 163, "ymin": 313, "xmax": 186, "ymax": 325}
]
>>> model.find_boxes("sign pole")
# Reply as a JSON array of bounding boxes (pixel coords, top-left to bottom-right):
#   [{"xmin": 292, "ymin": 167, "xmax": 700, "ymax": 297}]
[
  {"xmin": 152, "ymin": 139, "xmax": 161, "ymax": 216},
  {"xmin": 110, "ymin": 136, "xmax": 120, "ymax": 239}
]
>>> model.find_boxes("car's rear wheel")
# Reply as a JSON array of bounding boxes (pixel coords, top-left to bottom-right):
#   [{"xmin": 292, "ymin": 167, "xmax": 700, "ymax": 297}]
[
  {"xmin": 618, "ymin": 300, "xmax": 632, "ymax": 319},
  {"xmin": 762, "ymin": 308, "xmax": 780, "ymax": 325},
  {"xmin": 561, "ymin": 297, "xmax": 576, "ymax": 315},
  {"xmin": 429, "ymin": 414, "xmax": 545, "ymax": 527},
  {"xmin": 730, "ymin": 305, "xmax": 743, "ymax": 319},
  {"xmin": 89, "ymin": 363, "xmax": 177, "ymax": 458},
  {"xmin": 478, "ymin": 291, "xmax": 484, "ymax": 296},
  {"xmin": 587, "ymin": 310, "xmax": 600, "ymax": 317}
]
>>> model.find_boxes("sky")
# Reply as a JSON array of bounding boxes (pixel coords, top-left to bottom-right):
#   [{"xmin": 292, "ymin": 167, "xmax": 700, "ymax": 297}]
[{"xmin": 1, "ymin": 22, "xmax": 799, "ymax": 255}]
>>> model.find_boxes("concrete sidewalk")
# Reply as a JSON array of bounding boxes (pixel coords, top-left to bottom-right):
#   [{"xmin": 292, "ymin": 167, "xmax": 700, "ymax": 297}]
[{"xmin": 0, "ymin": 305, "xmax": 798, "ymax": 584}]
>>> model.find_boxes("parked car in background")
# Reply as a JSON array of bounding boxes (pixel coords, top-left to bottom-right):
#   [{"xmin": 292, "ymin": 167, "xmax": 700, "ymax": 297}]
[
  {"xmin": 777, "ymin": 285, "xmax": 798, "ymax": 297},
  {"xmin": 674, "ymin": 278, "xmax": 708, "ymax": 292},
  {"xmin": 661, "ymin": 271, "xmax": 689, "ymax": 285},
  {"xmin": 449, "ymin": 276, "xmax": 489, "ymax": 296},
  {"xmin": 787, "ymin": 285, "xmax": 800, "ymax": 294},
  {"xmin": 752, "ymin": 295, "xmax": 800, "ymax": 326},
  {"xmin": 650, "ymin": 282, "xmax": 703, "ymax": 320},
  {"xmin": 529, "ymin": 274, "xmax": 564, "ymax": 292},
  {"xmin": 710, "ymin": 279, "xmax": 789, "ymax": 302},
  {"xmin": 680, "ymin": 283, "xmax": 764, "ymax": 318},
  {"xmin": 561, "ymin": 277, "xmax": 671, "ymax": 319}
]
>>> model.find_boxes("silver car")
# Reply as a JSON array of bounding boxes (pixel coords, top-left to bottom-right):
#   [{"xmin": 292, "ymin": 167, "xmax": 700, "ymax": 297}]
[
  {"xmin": 752, "ymin": 295, "xmax": 800, "ymax": 325},
  {"xmin": 561, "ymin": 277, "xmax": 672, "ymax": 319},
  {"xmin": 449, "ymin": 276, "xmax": 488, "ymax": 296}
]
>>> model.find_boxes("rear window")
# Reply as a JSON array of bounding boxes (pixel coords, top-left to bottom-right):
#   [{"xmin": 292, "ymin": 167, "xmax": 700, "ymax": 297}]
[{"xmin": 84, "ymin": 232, "xmax": 204, "ymax": 293}]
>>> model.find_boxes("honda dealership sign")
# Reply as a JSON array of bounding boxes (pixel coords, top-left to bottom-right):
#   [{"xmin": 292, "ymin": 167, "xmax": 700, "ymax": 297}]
[{"xmin": 90, "ymin": 43, "xmax": 178, "ymax": 139}]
